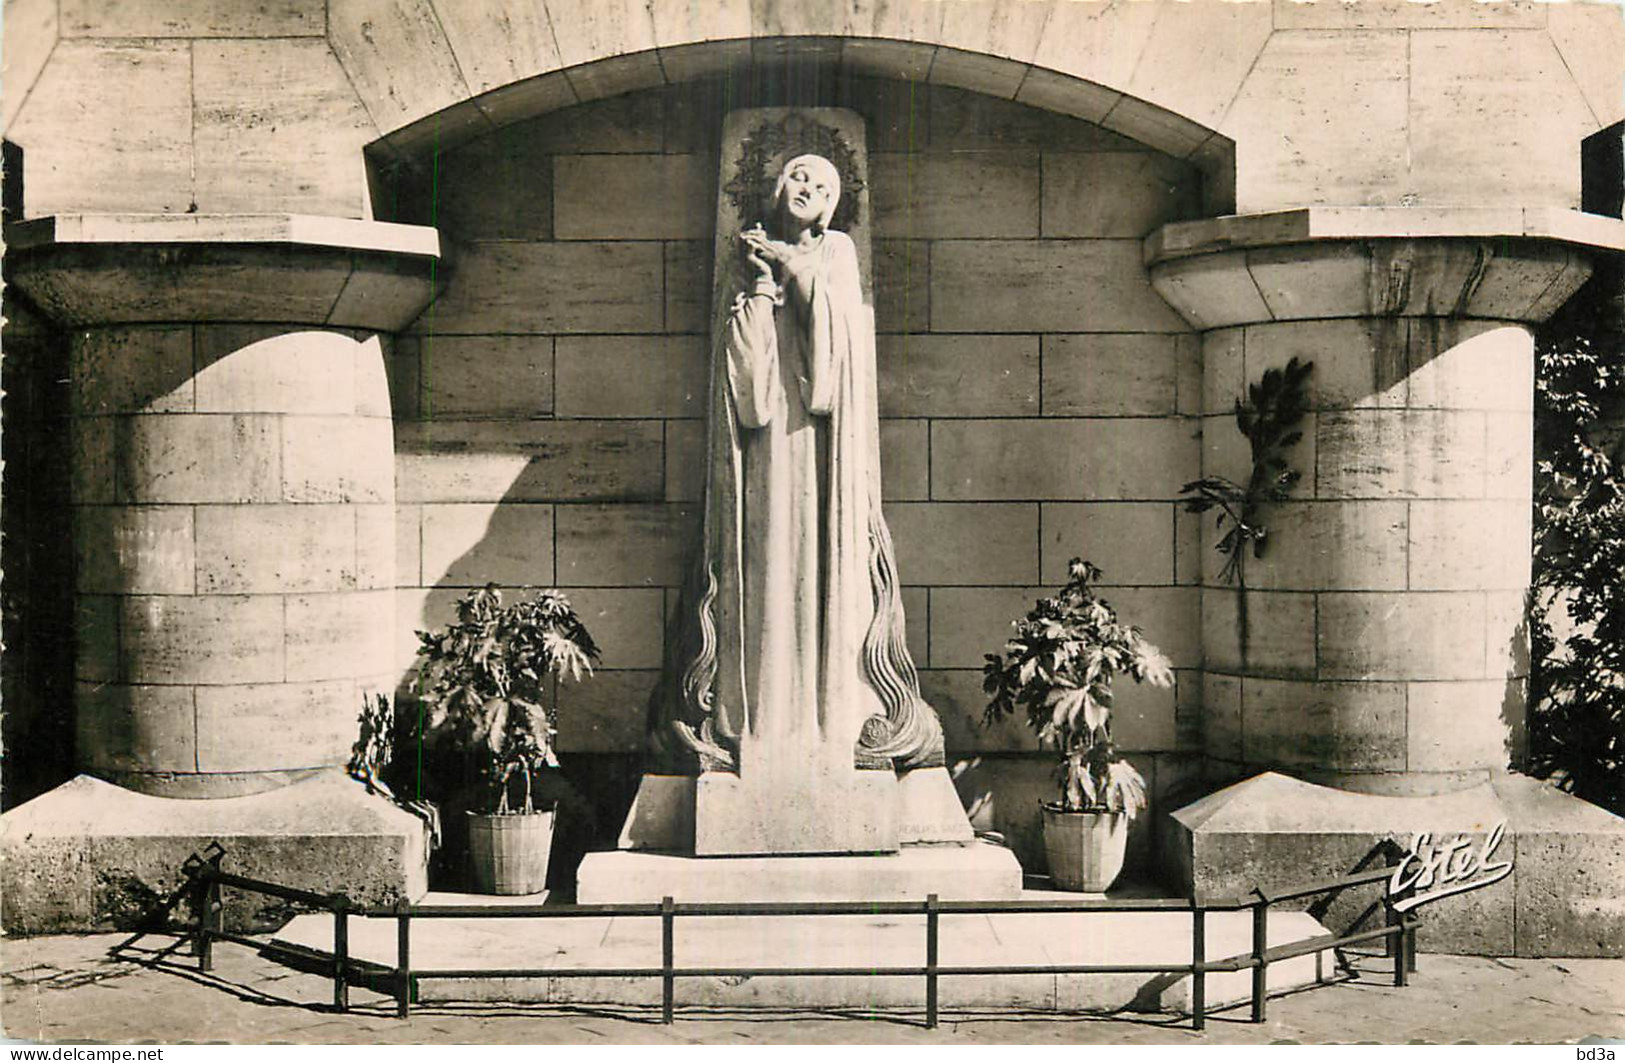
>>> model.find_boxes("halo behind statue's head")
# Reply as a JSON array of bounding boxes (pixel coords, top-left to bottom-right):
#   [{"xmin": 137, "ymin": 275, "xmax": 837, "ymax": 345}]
[
  {"xmin": 724, "ymin": 116, "xmax": 864, "ymax": 234},
  {"xmin": 771, "ymin": 153, "xmax": 841, "ymax": 233}
]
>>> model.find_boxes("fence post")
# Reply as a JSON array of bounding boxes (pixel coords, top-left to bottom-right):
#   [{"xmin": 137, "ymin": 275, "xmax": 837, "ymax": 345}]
[
  {"xmin": 1191, "ymin": 906, "xmax": 1206, "ymax": 1031},
  {"xmin": 661, "ymin": 896, "xmax": 675, "ymax": 1025},
  {"xmin": 332, "ymin": 894, "xmax": 350, "ymax": 1013},
  {"xmin": 1251, "ymin": 897, "xmax": 1269, "ymax": 1023},
  {"xmin": 197, "ymin": 847, "xmax": 224, "ymax": 974},
  {"xmin": 1404, "ymin": 911, "xmax": 1418, "ymax": 975},
  {"xmin": 396, "ymin": 899, "xmax": 412, "ymax": 1019},
  {"xmin": 202, "ymin": 871, "xmax": 221, "ymax": 974},
  {"xmin": 1387, "ymin": 898, "xmax": 1406, "ymax": 987},
  {"xmin": 1393, "ymin": 880, "xmax": 1418, "ymax": 978},
  {"xmin": 925, "ymin": 894, "xmax": 940, "ymax": 1030},
  {"xmin": 190, "ymin": 872, "xmax": 213, "ymax": 973},
  {"xmin": 188, "ymin": 875, "xmax": 205, "ymax": 970}
]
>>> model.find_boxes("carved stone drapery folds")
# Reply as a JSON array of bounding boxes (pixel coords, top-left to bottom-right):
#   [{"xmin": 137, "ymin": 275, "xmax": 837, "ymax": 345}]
[{"xmin": 645, "ymin": 110, "xmax": 945, "ymax": 780}]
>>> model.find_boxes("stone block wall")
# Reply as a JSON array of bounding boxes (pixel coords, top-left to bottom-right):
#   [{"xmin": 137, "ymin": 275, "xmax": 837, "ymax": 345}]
[
  {"xmin": 4, "ymin": 1, "xmax": 1619, "ymax": 224},
  {"xmin": 388, "ymin": 78, "xmax": 1205, "ymax": 872}
]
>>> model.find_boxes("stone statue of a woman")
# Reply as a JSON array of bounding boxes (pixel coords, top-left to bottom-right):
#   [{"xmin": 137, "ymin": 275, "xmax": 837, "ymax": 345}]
[{"xmin": 644, "ymin": 151, "xmax": 951, "ymax": 852}]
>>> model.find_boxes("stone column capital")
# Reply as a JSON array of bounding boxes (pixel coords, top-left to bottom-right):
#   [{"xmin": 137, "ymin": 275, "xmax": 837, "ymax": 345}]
[
  {"xmin": 5, "ymin": 213, "xmax": 443, "ymax": 332},
  {"xmin": 1145, "ymin": 207, "xmax": 1625, "ymax": 331}
]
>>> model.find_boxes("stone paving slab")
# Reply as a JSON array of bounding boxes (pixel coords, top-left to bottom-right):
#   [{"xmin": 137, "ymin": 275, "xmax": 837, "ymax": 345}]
[{"xmin": 3, "ymin": 932, "xmax": 1623, "ymax": 1044}]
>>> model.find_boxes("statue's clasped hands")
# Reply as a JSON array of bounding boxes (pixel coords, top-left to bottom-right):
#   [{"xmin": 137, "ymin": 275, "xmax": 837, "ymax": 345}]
[{"xmin": 739, "ymin": 224, "xmax": 794, "ymax": 281}]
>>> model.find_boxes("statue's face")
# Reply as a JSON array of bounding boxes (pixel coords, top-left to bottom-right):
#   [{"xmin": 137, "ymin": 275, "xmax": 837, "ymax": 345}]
[{"xmin": 779, "ymin": 159, "xmax": 835, "ymax": 227}]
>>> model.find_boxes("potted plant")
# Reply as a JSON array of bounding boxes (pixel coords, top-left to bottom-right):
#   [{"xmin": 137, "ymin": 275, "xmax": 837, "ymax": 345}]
[
  {"xmin": 982, "ymin": 559, "xmax": 1174, "ymax": 892},
  {"xmin": 411, "ymin": 584, "xmax": 599, "ymax": 895}
]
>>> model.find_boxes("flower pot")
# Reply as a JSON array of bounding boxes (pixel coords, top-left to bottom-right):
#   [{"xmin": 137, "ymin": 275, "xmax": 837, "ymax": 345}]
[
  {"xmin": 467, "ymin": 809, "xmax": 555, "ymax": 895},
  {"xmin": 1040, "ymin": 804, "xmax": 1129, "ymax": 892}
]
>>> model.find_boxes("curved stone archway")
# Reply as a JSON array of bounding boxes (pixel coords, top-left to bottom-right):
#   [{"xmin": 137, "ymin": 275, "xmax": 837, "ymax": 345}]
[
  {"xmin": 5, "ymin": 0, "xmax": 1616, "ymax": 221},
  {"xmin": 358, "ymin": 32, "xmax": 1236, "ymax": 216}
]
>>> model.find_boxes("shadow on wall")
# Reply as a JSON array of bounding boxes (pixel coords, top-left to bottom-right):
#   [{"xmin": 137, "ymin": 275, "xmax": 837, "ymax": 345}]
[
  {"xmin": 386, "ymin": 424, "xmax": 686, "ymax": 891},
  {"xmin": 1501, "ymin": 609, "xmax": 1531, "ymax": 773},
  {"xmin": 1580, "ymin": 121, "xmax": 1623, "ymax": 220}
]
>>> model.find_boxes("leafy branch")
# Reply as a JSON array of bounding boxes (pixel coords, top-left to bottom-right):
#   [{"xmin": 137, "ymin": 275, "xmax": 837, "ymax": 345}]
[
  {"xmin": 348, "ymin": 691, "xmax": 442, "ymax": 846},
  {"xmin": 1181, "ymin": 357, "xmax": 1314, "ymax": 585}
]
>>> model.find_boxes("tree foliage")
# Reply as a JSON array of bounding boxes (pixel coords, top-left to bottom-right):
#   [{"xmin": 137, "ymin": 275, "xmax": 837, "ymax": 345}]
[{"xmin": 1531, "ymin": 274, "xmax": 1625, "ymax": 814}]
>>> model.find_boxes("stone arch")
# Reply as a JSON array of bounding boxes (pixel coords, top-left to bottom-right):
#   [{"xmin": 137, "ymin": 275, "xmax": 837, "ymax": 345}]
[
  {"xmin": 7, "ymin": 1, "xmax": 1616, "ymax": 220},
  {"xmin": 352, "ymin": 32, "xmax": 1237, "ymax": 218}
]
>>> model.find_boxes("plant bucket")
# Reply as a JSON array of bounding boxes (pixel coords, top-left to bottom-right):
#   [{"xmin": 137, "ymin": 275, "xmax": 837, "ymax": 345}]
[
  {"xmin": 1040, "ymin": 805, "xmax": 1130, "ymax": 892},
  {"xmin": 468, "ymin": 809, "xmax": 555, "ymax": 895}
]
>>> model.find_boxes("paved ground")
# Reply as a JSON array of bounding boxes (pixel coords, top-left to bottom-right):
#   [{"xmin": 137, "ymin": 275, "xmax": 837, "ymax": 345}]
[{"xmin": 2, "ymin": 932, "xmax": 1621, "ymax": 1045}]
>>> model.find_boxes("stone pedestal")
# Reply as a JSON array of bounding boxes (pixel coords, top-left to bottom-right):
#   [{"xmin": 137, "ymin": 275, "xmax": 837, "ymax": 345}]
[
  {"xmin": 1, "ymin": 214, "xmax": 442, "ymax": 929},
  {"xmin": 696, "ymin": 768, "xmax": 900, "ymax": 855},
  {"xmin": 617, "ymin": 767, "xmax": 976, "ymax": 852},
  {"xmin": 1148, "ymin": 208, "xmax": 1625, "ymax": 957},
  {"xmin": 598, "ymin": 767, "xmax": 1009, "ymax": 902}
]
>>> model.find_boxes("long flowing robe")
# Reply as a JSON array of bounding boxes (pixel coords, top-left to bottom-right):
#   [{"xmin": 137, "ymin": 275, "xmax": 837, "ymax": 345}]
[{"xmin": 649, "ymin": 228, "xmax": 943, "ymax": 774}]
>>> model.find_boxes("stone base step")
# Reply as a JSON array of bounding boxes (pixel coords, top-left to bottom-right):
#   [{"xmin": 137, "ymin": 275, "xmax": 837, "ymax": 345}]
[
  {"xmin": 576, "ymin": 841, "xmax": 1024, "ymax": 903},
  {"xmin": 272, "ymin": 891, "xmax": 1346, "ymax": 1014}
]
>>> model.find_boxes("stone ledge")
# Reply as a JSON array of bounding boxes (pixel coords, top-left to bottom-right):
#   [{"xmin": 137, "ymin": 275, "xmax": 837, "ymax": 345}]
[
  {"xmin": 0, "ymin": 771, "xmax": 430, "ymax": 934},
  {"xmin": 5, "ymin": 214, "xmax": 443, "ymax": 331},
  {"xmin": 1147, "ymin": 224, "xmax": 1598, "ymax": 328},
  {"xmin": 6, "ymin": 213, "xmax": 440, "ymax": 257},
  {"xmin": 1146, "ymin": 207, "xmax": 1625, "ymax": 267}
]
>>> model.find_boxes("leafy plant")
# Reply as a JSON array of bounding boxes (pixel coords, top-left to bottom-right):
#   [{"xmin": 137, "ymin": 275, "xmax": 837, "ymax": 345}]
[
  {"xmin": 348, "ymin": 692, "xmax": 441, "ymax": 845},
  {"xmin": 411, "ymin": 585, "xmax": 599, "ymax": 815},
  {"xmin": 982, "ymin": 559, "xmax": 1174, "ymax": 817},
  {"xmin": 348, "ymin": 691, "xmax": 396, "ymax": 796},
  {"xmin": 1181, "ymin": 357, "xmax": 1314, "ymax": 585},
  {"xmin": 1531, "ymin": 277, "xmax": 1625, "ymax": 815}
]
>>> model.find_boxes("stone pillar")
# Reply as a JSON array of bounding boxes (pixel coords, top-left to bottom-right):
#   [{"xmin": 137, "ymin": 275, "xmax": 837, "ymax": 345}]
[
  {"xmin": 2, "ymin": 214, "xmax": 442, "ymax": 930},
  {"xmin": 1149, "ymin": 211, "xmax": 1625, "ymax": 958},
  {"xmin": 1151, "ymin": 227, "xmax": 1592, "ymax": 796},
  {"xmin": 70, "ymin": 325, "xmax": 396, "ymax": 796}
]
